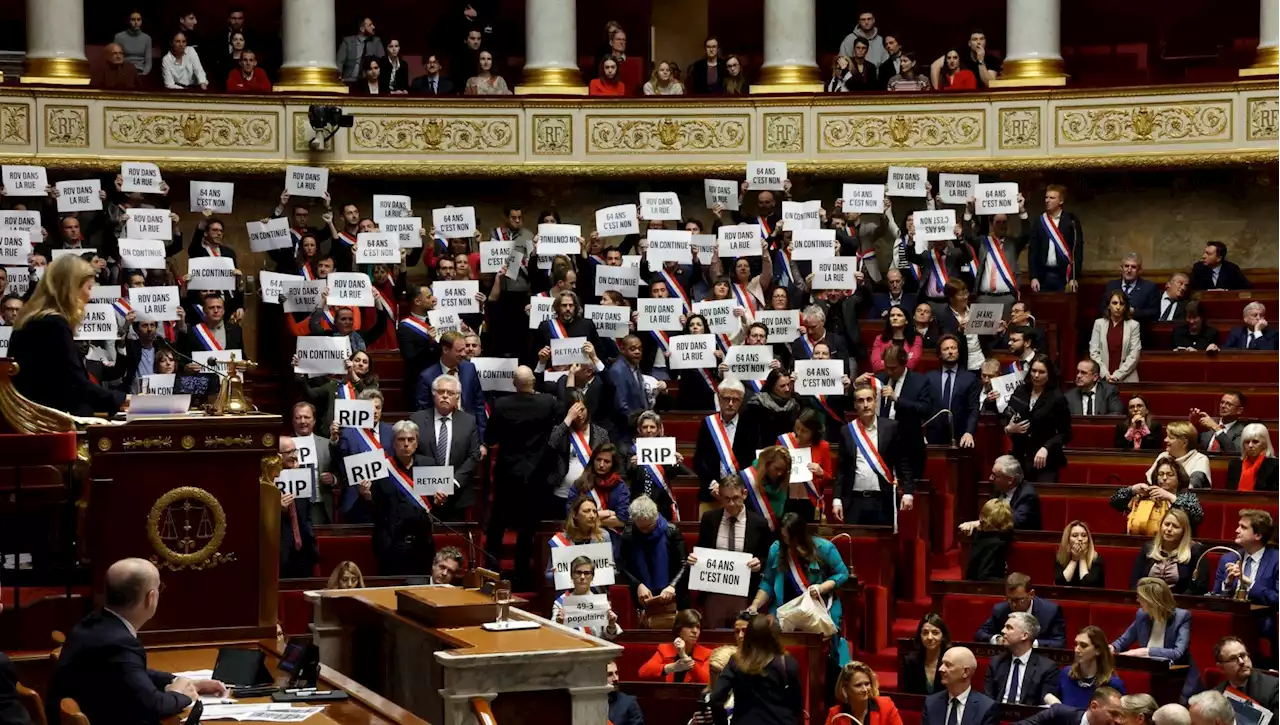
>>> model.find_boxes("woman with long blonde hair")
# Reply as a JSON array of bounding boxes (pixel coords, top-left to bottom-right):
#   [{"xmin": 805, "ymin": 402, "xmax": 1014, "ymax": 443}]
[
  {"xmin": 9, "ymin": 254, "xmax": 126, "ymax": 415},
  {"xmin": 1110, "ymin": 577, "xmax": 1200, "ymax": 700},
  {"xmin": 708, "ymin": 614, "xmax": 802, "ymax": 723},
  {"xmin": 827, "ymin": 661, "xmax": 903, "ymax": 725},
  {"xmin": 1055, "ymin": 520, "xmax": 1107, "ymax": 588},
  {"xmin": 1128, "ymin": 507, "xmax": 1207, "ymax": 594}
]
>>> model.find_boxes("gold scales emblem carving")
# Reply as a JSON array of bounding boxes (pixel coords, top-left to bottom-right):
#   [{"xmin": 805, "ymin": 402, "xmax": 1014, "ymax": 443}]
[{"xmin": 146, "ymin": 486, "xmax": 236, "ymax": 571}]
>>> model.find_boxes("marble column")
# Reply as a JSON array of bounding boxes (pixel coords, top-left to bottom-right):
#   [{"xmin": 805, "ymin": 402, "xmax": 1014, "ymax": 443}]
[
  {"xmin": 988, "ymin": 0, "xmax": 1067, "ymax": 87},
  {"xmin": 1241, "ymin": 0, "xmax": 1279, "ymax": 76},
  {"xmin": 276, "ymin": 0, "xmax": 347, "ymax": 93},
  {"xmin": 516, "ymin": 0, "xmax": 586, "ymax": 94},
  {"xmin": 568, "ymin": 684, "xmax": 613, "ymax": 724},
  {"xmin": 22, "ymin": 0, "xmax": 89, "ymax": 85},
  {"xmin": 752, "ymin": 0, "xmax": 822, "ymax": 93}
]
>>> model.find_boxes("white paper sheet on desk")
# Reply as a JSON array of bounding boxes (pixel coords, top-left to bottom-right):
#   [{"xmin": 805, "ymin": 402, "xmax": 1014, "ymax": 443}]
[
  {"xmin": 200, "ymin": 704, "xmax": 325, "ymax": 721},
  {"xmin": 174, "ymin": 669, "xmax": 214, "ymax": 679}
]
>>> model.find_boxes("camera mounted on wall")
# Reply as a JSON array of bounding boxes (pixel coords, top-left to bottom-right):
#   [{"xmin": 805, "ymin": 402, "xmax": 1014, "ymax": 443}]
[{"xmin": 307, "ymin": 105, "xmax": 354, "ymax": 150}]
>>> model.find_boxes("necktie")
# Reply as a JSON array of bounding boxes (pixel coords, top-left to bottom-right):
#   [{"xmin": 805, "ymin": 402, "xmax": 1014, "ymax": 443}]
[
  {"xmin": 430, "ymin": 78, "xmax": 436, "ymax": 93},
  {"xmin": 943, "ymin": 370, "xmax": 953, "ymax": 409},
  {"xmin": 1243, "ymin": 556, "xmax": 1255, "ymax": 587},
  {"xmin": 1124, "ymin": 282, "xmax": 1133, "ymax": 296},
  {"xmin": 1083, "ymin": 391, "xmax": 1093, "ymax": 416},
  {"xmin": 880, "ymin": 395, "xmax": 891, "ymax": 419},
  {"xmin": 727, "ymin": 516, "xmax": 737, "ymax": 552},
  {"xmin": 946, "ymin": 698, "xmax": 960, "ymax": 725},
  {"xmin": 1007, "ymin": 659, "xmax": 1022, "ymax": 703},
  {"xmin": 1161, "ymin": 300, "xmax": 1172, "ymax": 321},
  {"xmin": 1208, "ymin": 426, "xmax": 1222, "ymax": 452},
  {"xmin": 635, "ymin": 367, "xmax": 645, "ymax": 397},
  {"xmin": 437, "ymin": 417, "xmax": 449, "ymax": 461}
]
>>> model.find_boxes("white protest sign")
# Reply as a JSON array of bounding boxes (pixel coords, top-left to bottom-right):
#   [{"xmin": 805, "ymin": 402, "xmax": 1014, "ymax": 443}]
[
  {"xmin": 536, "ymin": 223, "xmax": 582, "ymax": 256},
  {"xmin": 51, "ymin": 248, "xmax": 96, "ymax": 261},
  {"xmin": 355, "ymin": 232, "xmax": 400, "ymax": 265},
  {"xmin": 691, "ymin": 234, "xmax": 716, "ymax": 265},
  {"xmin": 412, "ymin": 466, "xmax": 456, "ymax": 496},
  {"xmin": 384, "ymin": 217, "xmax": 422, "ymax": 249},
  {"xmin": 187, "ymin": 257, "xmax": 237, "ymax": 291},
  {"xmin": 623, "ymin": 254, "xmax": 641, "ymax": 269},
  {"xmin": 247, "ymin": 217, "xmax": 291, "ymax": 252},
  {"xmin": 635, "ymin": 437, "xmax": 677, "ymax": 467},
  {"xmin": 1, "ymin": 211, "xmax": 41, "ymax": 243},
  {"xmin": 551, "ymin": 542, "xmax": 616, "ymax": 590},
  {"xmin": 990, "ymin": 372, "xmax": 1023, "ymax": 404},
  {"xmin": 4, "ymin": 267, "xmax": 30, "ymax": 297},
  {"xmin": 126, "ymin": 209, "xmax": 172, "ymax": 241},
  {"xmin": 585, "ymin": 304, "xmax": 629, "ymax": 338},
  {"xmin": 886, "ymin": 166, "xmax": 928, "ymax": 197},
  {"xmin": 432, "ymin": 206, "xmax": 477, "ymax": 238},
  {"xmin": 327, "ymin": 272, "xmax": 374, "ymax": 308},
  {"xmin": 473, "ymin": 357, "xmax": 518, "ymax": 392},
  {"xmin": 429, "ymin": 309, "xmax": 461, "ymax": 336},
  {"xmin": 912, "ymin": 210, "xmax": 956, "ymax": 242},
  {"xmin": 975, "ymin": 183, "xmax": 1019, "ymax": 215},
  {"xmin": 0, "ymin": 326, "xmax": 9, "ymax": 356},
  {"xmin": 938, "ymin": 174, "xmax": 980, "ymax": 204},
  {"xmin": 344, "ymin": 450, "xmax": 388, "ymax": 485},
  {"xmin": 528, "ymin": 295, "xmax": 554, "ymax": 330},
  {"xmin": 594, "ymin": 264, "xmax": 640, "ymax": 298},
  {"xmin": 725, "ymin": 345, "xmax": 772, "ymax": 381},
  {"xmin": 120, "ymin": 162, "xmax": 163, "ymax": 193},
  {"xmin": 295, "ymin": 336, "xmax": 352, "ymax": 375},
  {"xmin": 704, "ymin": 179, "xmax": 739, "ymax": 211},
  {"xmin": 433, "ymin": 280, "xmax": 480, "ymax": 314},
  {"xmin": 794, "ymin": 359, "xmax": 844, "ymax": 396},
  {"xmin": 790, "ymin": 228, "xmax": 837, "ymax": 261},
  {"xmin": 638, "ymin": 298, "xmax": 684, "ymax": 332},
  {"xmin": 334, "ymin": 399, "xmax": 376, "ymax": 429},
  {"xmin": 764, "ymin": 445, "xmax": 813, "ymax": 483},
  {"xmin": 718, "ymin": 224, "xmax": 760, "ymax": 258},
  {"xmin": 56, "ymin": 180, "xmax": 102, "ymax": 212},
  {"xmin": 693, "ymin": 299, "xmax": 738, "ymax": 335},
  {"xmin": 543, "ymin": 370, "xmax": 569, "ymax": 386},
  {"xmin": 747, "ymin": 161, "xmax": 787, "ymax": 191},
  {"xmin": 0, "ymin": 230, "xmax": 30, "ymax": 265},
  {"xmin": 595, "ymin": 205, "xmax": 639, "ymax": 237},
  {"xmin": 646, "ymin": 229, "xmax": 692, "ymax": 265},
  {"xmin": 138, "ymin": 373, "xmax": 175, "ymax": 395},
  {"xmin": 90, "ymin": 285, "xmax": 117, "ymax": 305},
  {"xmin": 561, "ymin": 594, "xmax": 610, "ymax": 630},
  {"xmin": 689, "ymin": 546, "xmax": 753, "ymax": 597},
  {"xmin": 669, "ymin": 334, "xmax": 717, "ymax": 369},
  {"xmin": 810, "ymin": 258, "xmax": 858, "ymax": 290},
  {"xmin": 258, "ymin": 271, "xmax": 301, "ymax": 305},
  {"xmin": 757, "ymin": 310, "xmax": 801, "ymax": 343},
  {"xmin": 118, "ymin": 239, "xmax": 167, "ymax": 269},
  {"xmin": 274, "ymin": 469, "xmax": 314, "ymax": 500},
  {"xmin": 189, "ymin": 181, "xmax": 234, "ymax": 213},
  {"xmin": 74, "ymin": 304, "xmax": 117, "ymax": 340},
  {"xmin": 207, "ymin": 349, "xmax": 245, "ymax": 373},
  {"xmin": 284, "ymin": 280, "xmax": 326, "ymax": 313},
  {"xmin": 551, "ymin": 337, "xmax": 590, "ymax": 366},
  {"xmin": 373, "ymin": 194, "xmax": 412, "ymax": 221},
  {"xmin": 285, "ymin": 165, "xmax": 328, "ymax": 197},
  {"xmin": 480, "ymin": 241, "xmax": 512, "ymax": 273},
  {"xmin": 967, "ymin": 303, "xmax": 1005, "ymax": 335},
  {"xmin": 2, "ymin": 165, "xmax": 46, "ymax": 196},
  {"xmin": 640, "ymin": 192, "xmax": 682, "ymax": 221},
  {"xmin": 125, "ymin": 394, "xmax": 191, "ymax": 418},
  {"xmin": 842, "ymin": 184, "xmax": 885, "ymax": 213},
  {"xmin": 292, "ymin": 436, "xmax": 317, "ymax": 468},
  {"xmin": 781, "ymin": 200, "xmax": 822, "ymax": 231},
  {"xmin": 128, "ymin": 286, "xmax": 180, "ymax": 322}
]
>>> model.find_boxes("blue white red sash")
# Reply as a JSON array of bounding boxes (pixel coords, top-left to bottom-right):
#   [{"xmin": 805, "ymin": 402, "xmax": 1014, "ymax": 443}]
[
  {"xmin": 1041, "ymin": 214, "xmax": 1073, "ymax": 277},
  {"xmin": 982, "ymin": 236, "xmax": 1019, "ymax": 297},
  {"xmin": 588, "ymin": 254, "xmax": 606, "ymax": 265},
  {"xmin": 847, "ymin": 420, "xmax": 894, "ymax": 486},
  {"xmin": 569, "ymin": 428, "xmax": 592, "ymax": 468},
  {"xmin": 192, "ymin": 323, "xmax": 222, "ymax": 351},
  {"xmin": 112, "ymin": 298, "xmax": 132, "ymax": 319},
  {"xmin": 814, "ymin": 395, "xmax": 842, "ymax": 423},
  {"xmin": 352, "ymin": 427, "xmax": 383, "ymax": 453},
  {"xmin": 203, "ymin": 243, "xmax": 221, "ymax": 257},
  {"xmin": 797, "ymin": 335, "xmax": 816, "ymax": 360},
  {"xmin": 777, "ymin": 433, "xmax": 819, "ymax": 505},
  {"xmin": 494, "ymin": 227, "xmax": 515, "ymax": 242},
  {"xmin": 786, "ymin": 550, "xmax": 833, "ymax": 611},
  {"xmin": 731, "ymin": 282, "xmax": 758, "ymax": 316},
  {"xmin": 337, "ymin": 382, "xmax": 357, "ymax": 399},
  {"xmin": 962, "ymin": 242, "xmax": 978, "ymax": 277},
  {"xmin": 300, "ymin": 262, "xmax": 316, "ymax": 280},
  {"xmin": 774, "ymin": 249, "xmax": 792, "ymax": 288},
  {"xmin": 399, "ymin": 316, "xmax": 432, "ymax": 340},
  {"xmin": 584, "ymin": 487, "xmax": 606, "ymax": 511},
  {"xmin": 336, "ymin": 231, "xmax": 356, "ymax": 248},
  {"xmin": 549, "ymin": 319, "xmax": 570, "ymax": 339},
  {"xmin": 388, "ymin": 459, "xmax": 430, "ymax": 512},
  {"xmin": 318, "ymin": 308, "xmax": 335, "ymax": 331},
  {"xmin": 549, "ymin": 532, "xmax": 572, "ymax": 548},
  {"xmin": 650, "ymin": 331, "xmax": 672, "ymax": 369},
  {"xmin": 658, "ymin": 268, "xmax": 690, "ymax": 311},
  {"xmin": 856, "ymin": 248, "xmax": 876, "ymax": 268},
  {"xmin": 740, "ymin": 466, "xmax": 778, "ymax": 531},
  {"xmin": 757, "ymin": 216, "xmax": 773, "ymax": 239},
  {"xmin": 706, "ymin": 415, "xmax": 739, "ymax": 477},
  {"xmin": 929, "ymin": 249, "xmax": 949, "ymax": 295},
  {"xmin": 290, "ymin": 228, "xmax": 303, "ymax": 248},
  {"xmin": 373, "ymin": 288, "xmax": 397, "ymax": 322},
  {"xmin": 643, "ymin": 464, "xmax": 679, "ymax": 521}
]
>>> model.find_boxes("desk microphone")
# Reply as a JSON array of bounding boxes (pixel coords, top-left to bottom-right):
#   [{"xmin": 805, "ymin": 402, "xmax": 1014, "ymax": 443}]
[
  {"xmin": 155, "ymin": 337, "xmax": 227, "ymax": 378},
  {"xmin": 424, "ymin": 507, "xmax": 505, "ymax": 575}
]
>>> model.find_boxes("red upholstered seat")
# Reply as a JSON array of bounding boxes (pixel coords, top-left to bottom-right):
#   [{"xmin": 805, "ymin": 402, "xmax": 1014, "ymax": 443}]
[
  {"xmin": 609, "ymin": 585, "xmax": 636, "ymax": 631},
  {"xmin": 316, "ymin": 534, "xmax": 378, "ymax": 575},
  {"xmin": 942, "ymin": 594, "xmax": 1003, "ymax": 642},
  {"xmin": 0, "ymin": 432, "xmax": 78, "ymax": 464}
]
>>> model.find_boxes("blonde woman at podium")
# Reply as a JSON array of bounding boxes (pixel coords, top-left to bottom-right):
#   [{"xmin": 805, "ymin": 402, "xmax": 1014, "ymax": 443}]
[{"xmin": 8, "ymin": 255, "xmax": 127, "ymax": 416}]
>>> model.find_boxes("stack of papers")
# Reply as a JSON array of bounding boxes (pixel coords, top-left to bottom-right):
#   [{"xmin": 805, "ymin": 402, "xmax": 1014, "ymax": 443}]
[{"xmin": 200, "ymin": 704, "xmax": 325, "ymax": 722}]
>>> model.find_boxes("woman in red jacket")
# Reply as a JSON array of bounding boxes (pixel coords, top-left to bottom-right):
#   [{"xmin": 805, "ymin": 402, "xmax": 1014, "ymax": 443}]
[
  {"xmin": 938, "ymin": 50, "xmax": 977, "ymax": 91},
  {"xmin": 589, "ymin": 57, "xmax": 628, "ymax": 96},
  {"xmin": 638, "ymin": 609, "xmax": 712, "ymax": 683},
  {"xmin": 826, "ymin": 661, "xmax": 904, "ymax": 725},
  {"xmin": 778, "ymin": 408, "xmax": 832, "ymax": 523}
]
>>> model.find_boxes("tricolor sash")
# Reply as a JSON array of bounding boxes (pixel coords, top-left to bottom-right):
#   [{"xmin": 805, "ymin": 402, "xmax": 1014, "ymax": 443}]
[
  {"xmin": 388, "ymin": 459, "xmax": 430, "ymax": 512},
  {"xmin": 585, "ymin": 487, "xmax": 606, "ymax": 511},
  {"xmin": 777, "ymin": 433, "xmax": 820, "ymax": 505},
  {"xmin": 774, "ymin": 248, "xmax": 792, "ymax": 288},
  {"xmin": 814, "ymin": 395, "xmax": 842, "ymax": 423},
  {"xmin": 928, "ymin": 249, "xmax": 949, "ymax": 295},
  {"xmin": 548, "ymin": 532, "xmax": 572, "ymax": 548},
  {"xmin": 337, "ymin": 382, "xmax": 357, "ymax": 399},
  {"xmin": 192, "ymin": 323, "xmax": 222, "ymax": 351},
  {"xmin": 644, "ymin": 464, "xmax": 679, "ymax": 521},
  {"xmin": 203, "ymin": 243, "xmax": 221, "ymax": 258},
  {"xmin": 300, "ymin": 262, "xmax": 316, "ymax": 280},
  {"xmin": 731, "ymin": 283, "xmax": 758, "ymax": 316},
  {"xmin": 740, "ymin": 466, "xmax": 778, "ymax": 531},
  {"xmin": 588, "ymin": 254, "xmax": 606, "ymax": 265},
  {"xmin": 1041, "ymin": 214, "xmax": 1074, "ymax": 277},
  {"xmin": 112, "ymin": 298, "xmax": 133, "ymax": 319},
  {"xmin": 797, "ymin": 335, "xmax": 816, "ymax": 360},
  {"xmin": 847, "ymin": 420, "xmax": 894, "ymax": 486},
  {"xmin": 336, "ymin": 231, "xmax": 357, "ymax": 248},
  {"xmin": 373, "ymin": 288, "xmax": 397, "ymax": 323},
  {"xmin": 549, "ymin": 319, "xmax": 570, "ymax": 339},
  {"xmin": 569, "ymin": 429, "xmax": 592, "ymax": 468},
  {"xmin": 706, "ymin": 415, "xmax": 739, "ymax": 477},
  {"xmin": 982, "ymin": 236, "xmax": 1019, "ymax": 297},
  {"xmin": 786, "ymin": 550, "xmax": 833, "ymax": 611},
  {"xmin": 757, "ymin": 216, "xmax": 774, "ymax": 239},
  {"xmin": 658, "ymin": 268, "xmax": 690, "ymax": 311},
  {"xmin": 318, "ymin": 308, "xmax": 335, "ymax": 331},
  {"xmin": 352, "ymin": 427, "xmax": 383, "ymax": 453},
  {"xmin": 399, "ymin": 316, "xmax": 432, "ymax": 341},
  {"xmin": 290, "ymin": 228, "xmax": 303, "ymax": 248}
]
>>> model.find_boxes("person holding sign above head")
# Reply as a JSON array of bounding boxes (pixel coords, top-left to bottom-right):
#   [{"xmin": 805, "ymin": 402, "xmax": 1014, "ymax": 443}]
[
  {"xmin": 908, "ymin": 220, "xmax": 972, "ymax": 319},
  {"xmin": 409, "ymin": 374, "xmax": 481, "ymax": 522},
  {"xmin": 276, "ymin": 437, "xmax": 320, "ymax": 578},
  {"xmin": 356, "ymin": 419, "xmax": 435, "ymax": 576},
  {"xmin": 546, "ymin": 494, "xmax": 622, "ymax": 584},
  {"xmin": 835, "ymin": 381, "xmax": 914, "ymax": 525},
  {"xmin": 300, "ymin": 349, "xmax": 378, "ymax": 432},
  {"xmin": 552, "ymin": 556, "xmax": 622, "ymax": 640},
  {"xmin": 963, "ymin": 191, "xmax": 1028, "ymax": 314},
  {"xmin": 711, "ymin": 234, "xmax": 772, "ymax": 316},
  {"xmin": 553, "ymin": 392, "xmax": 620, "ymax": 520},
  {"xmin": 330, "ymin": 388, "xmax": 395, "ymax": 525},
  {"xmin": 625, "ymin": 411, "xmax": 687, "ymax": 523},
  {"xmin": 690, "ymin": 475, "xmax": 771, "ymax": 628},
  {"xmin": 1029, "ymin": 185, "xmax": 1083, "ymax": 293},
  {"xmin": 639, "ymin": 609, "xmax": 713, "ymax": 684},
  {"xmin": 620, "ymin": 495, "xmax": 689, "ymax": 621},
  {"xmin": 178, "ymin": 292, "xmax": 242, "ymax": 372},
  {"xmin": 1004, "ymin": 355, "xmax": 1073, "ymax": 483}
]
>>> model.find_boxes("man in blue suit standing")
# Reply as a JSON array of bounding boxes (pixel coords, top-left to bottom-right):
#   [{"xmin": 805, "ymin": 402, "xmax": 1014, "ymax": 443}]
[
  {"xmin": 330, "ymin": 388, "xmax": 397, "ymax": 524},
  {"xmin": 1215, "ymin": 509, "xmax": 1279, "ymax": 664},
  {"xmin": 925, "ymin": 334, "xmax": 980, "ymax": 446},
  {"xmin": 609, "ymin": 335, "xmax": 650, "ymax": 443},
  {"xmin": 923, "ymin": 646, "xmax": 997, "ymax": 725},
  {"xmin": 1100, "ymin": 254, "xmax": 1159, "ymax": 322},
  {"xmin": 1012, "ymin": 687, "xmax": 1123, "ymax": 725},
  {"xmin": 974, "ymin": 572, "xmax": 1067, "ymax": 648},
  {"xmin": 416, "ymin": 330, "xmax": 487, "ymax": 445}
]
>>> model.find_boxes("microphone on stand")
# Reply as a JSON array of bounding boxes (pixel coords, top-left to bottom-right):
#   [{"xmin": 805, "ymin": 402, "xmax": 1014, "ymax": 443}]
[
  {"xmin": 921, "ymin": 409, "xmax": 954, "ymax": 447},
  {"xmin": 155, "ymin": 336, "xmax": 227, "ymax": 379}
]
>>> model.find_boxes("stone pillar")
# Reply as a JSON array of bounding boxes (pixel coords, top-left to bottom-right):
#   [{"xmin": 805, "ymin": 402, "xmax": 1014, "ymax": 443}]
[
  {"xmin": 516, "ymin": 0, "xmax": 586, "ymax": 95},
  {"xmin": 1241, "ymin": 0, "xmax": 1280, "ymax": 76},
  {"xmin": 988, "ymin": 0, "xmax": 1067, "ymax": 88},
  {"xmin": 752, "ymin": 0, "xmax": 822, "ymax": 93},
  {"xmin": 568, "ymin": 684, "xmax": 613, "ymax": 724},
  {"xmin": 276, "ymin": 0, "xmax": 347, "ymax": 93},
  {"xmin": 22, "ymin": 0, "xmax": 89, "ymax": 85}
]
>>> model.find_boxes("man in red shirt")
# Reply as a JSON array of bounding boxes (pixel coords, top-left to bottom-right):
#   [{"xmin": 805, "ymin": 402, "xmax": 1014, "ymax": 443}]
[{"xmin": 225, "ymin": 49, "xmax": 271, "ymax": 93}]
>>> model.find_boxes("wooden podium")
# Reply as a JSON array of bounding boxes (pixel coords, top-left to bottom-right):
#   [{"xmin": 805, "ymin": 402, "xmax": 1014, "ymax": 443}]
[
  {"xmin": 86, "ymin": 414, "xmax": 282, "ymax": 641},
  {"xmin": 310, "ymin": 585, "xmax": 623, "ymax": 725}
]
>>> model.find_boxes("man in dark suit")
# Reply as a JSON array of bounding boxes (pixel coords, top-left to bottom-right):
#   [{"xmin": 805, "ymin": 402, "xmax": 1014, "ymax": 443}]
[
  {"xmin": 1214, "ymin": 511, "xmax": 1279, "ymax": 659},
  {"xmin": 1147, "ymin": 273, "xmax": 1190, "ymax": 324},
  {"xmin": 1065, "ymin": 359, "xmax": 1122, "ymax": 416},
  {"xmin": 485, "ymin": 365, "xmax": 561, "ymax": 589},
  {"xmin": 180, "ymin": 292, "xmax": 244, "ymax": 373},
  {"xmin": 606, "ymin": 661, "xmax": 645, "ymax": 725},
  {"xmin": 694, "ymin": 476, "xmax": 773, "ymax": 627},
  {"xmin": 693, "ymin": 379, "xmax": 755, "ymax": 513},
  {"xmin": 925, "ymin": 334, "xmax": 980, "ymax": 446},
  {"xmin": 907, "ymin": 233, "xmax": 973, "ymax": 315},
  {"xmin": 984, "ymin": 611, "xmax": 1061, "ymax": 705},
  {"xmin": 835, "ymin": 380, "xmax": 915, "ymax": 526},
  {"xmin": 358, "ymin": 419, "xmax": 435, "ymax": 575},
  {"xmin": 1213, "ymin": 637, "xmax": 1279, "ymax": 719},
  {"xmin": 1191, "ymin": 391, "xmax": 1247, "ymax": 454},
  {"xmin": 416, "ymin": 330, "xmax": 487, "ymax": 443},
  {"xmin": 1028, "ymin": 185, "xmax": 1083, "ymax": 293},
  {"xmin": 397, "ymin": 282, "xmax": 441, "ymax": 392},
  {"xmin": 410, "ymin": 373, "xmax": 481, "ymax": 522},
  {"xmin": 960, "ymin": 456, "xmax": 1041, "ymax": 534},
  {"xmin": 791, "ymin": 304, "xmax": 851, "ymax": 367},
  {"xmin": 331, "ymin": 389, "xmax": 396, "ymax": 524},
  {"xmin": 1012, "ymin": 687, "xmax": 1123, "ymax": 725},
  {"xmin": 608, "ymin": 335, "xmax": 650, "ymax": 441},
  {"xmin": 1100, "ymin": 253, "xmax": 1159, "ymax": 321},
  {"xmin": 865, "ymin": 343, "xmax": 933, "ymax": 464},
  {"xmin": 868, "ymin": 268, "xmax": 917, "ymax": 319},
  {"xmin": 1190, "ymin": 241, "xmax": 1250, "ymax": 291},
  {"xmin": 277, "ymin": 437, "xmax": 319, "ymax": 578},
  {"xmin": 47, "ymin": 558, "xmax": 227, "ymax": 724},
  {"xmin": 1223, "ymin": 302, "xmax": 1278, "ymax": 351},
  {"xmin": 923, "ymin": 646, "xmax": 997, "ymax": 725},
  {"xmin": 975, "ymin": 573, "xmax": 1066, "ymax": 648},
  {"xmin": 533, "ymin": 290, "xmax": 602, "ymax": 364},
  {"xmin": 964, "ymin": 191, "xmax": 1029, "ymax": 315},
  {"xmin": 556, "ymin": 361, "xmax": 619, "ymax": 442}
]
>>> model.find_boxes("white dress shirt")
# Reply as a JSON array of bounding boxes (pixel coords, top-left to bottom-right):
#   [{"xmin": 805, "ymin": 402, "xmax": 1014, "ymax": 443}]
[
  {"xmin": 1158, "ymin": 293, "xmax": 1177, "ymax": 321},
  {"xmin": 947, "ymin": 687, "xmax": 972, "ymax": 725},
  {"xmin": 162, "ymin": 48, "xmax": 208, "ymax": 88},
  {"xmin": 1000, "ymin": 650, "xmax": 1032, "ymax": 702},
  {"xmin": 715, "ymin": 511, "xmax": 747, "ymax": 552},
  {"xmin": 723, "ymin": 415, "xmax": 738, "ymax": 444},
  {"xmin": 852, "ymin": 421, "xmax": 881, "ymax": 493},
  {"xmin": 1045, "ymin": 212, "xmax": 1061, "ymax": 267},
  {"xmin": 1243, "ymin": 548, "xmax": 1265, "ymax": 591}
]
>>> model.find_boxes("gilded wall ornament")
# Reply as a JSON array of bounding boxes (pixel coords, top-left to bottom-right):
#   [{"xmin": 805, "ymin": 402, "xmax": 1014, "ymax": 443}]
[
  {"xmin": 999, "ymin": 107, "xmax": 1041, "ymax": 150},
  {"xmin": 45, "ymin": 106, "xmax": 88, "ymax": 147},
  {"xmin": 0, "ymin": 103, "xmax": 30, "ymax": 145},
  {"xmin": 293, "ymin": 112, "xmax": 332, "ymax": 152},
  {"xmin": 349, "ymin": 116, "xmax": 517, "ymax": 153},
  {"xmin": 147, "ymin": 486, "xmax": 234, "ymax": 571},
  {"xmin": 819, "ymin": 111, "xmax": 984, "ymax": 151},
  {"xmin": 587, "ymin": 116, "xmax": 748, "ymax": 153},
  {"xmin": 1247, "ymin": 97, "xmax": 1278, "ymax": 141},
  {"xmin": 1057, "ymin": 102, "xmax": 1231, "ymax": 145},
  {"xmin": 105, "ymin": 108, "xmax": 276, "ymax": 149},
  {"xmin": 533, "ymin": 115, "xmax": 573, "ymax": 155},
  {"xmin": 764, "ymin": 113, "xmax": 804, "ymax": 153}
]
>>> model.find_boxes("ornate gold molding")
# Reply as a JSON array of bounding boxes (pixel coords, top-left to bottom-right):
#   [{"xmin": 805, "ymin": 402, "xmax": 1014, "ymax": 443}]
[
  {"xmin": 147, "ymin": 486, "xmax": 234, "ymax": 571},
  {"xmin": 999, "ymin": 107, "xmax": 1042, "ymax": 150},
  {"xmin": 45, "ymin": 105, "xmax": 88, "ymax": 147},
  {"xmin": 0, "ymin": 104, "xmax": 30, "ymax": 146},
  {"xmin": 1056, "ymin": 101, "xmax": 1232, "ymax": 146},
  {"xmin": 1247, "ymin": 97, "xmax": 1279, "ymax": 141},
  {"xmin": 123, "ymin": 436, "xmax": 173, "ymax": 451},
  {"xmin": 348, "ymin": 115, "xmax": 519, "ymax": 154},
  {"xmin": 293, "ymin": 112, "xmax": 333, "ymax": 152},
  {"xmin": 764, "ymin": 113, "xmax": 803, "ymax": 153},
  {"xmin": 532, "ymin": 115, "xmax": 573, "ymax": 155},
  {"xmin": 104, "ymin": 107, "xmax": 278, "ymax": 150},
  {"xmin": 204, "ymin": 434, "xmax": 255, "ymax": 449},
  {"xmin": 586, "ymin": 115, "xmax": 749, "ymax": 154},
  {"xmin": 818, "ymin": 110, "xmax": 985, "ymax": 152}
]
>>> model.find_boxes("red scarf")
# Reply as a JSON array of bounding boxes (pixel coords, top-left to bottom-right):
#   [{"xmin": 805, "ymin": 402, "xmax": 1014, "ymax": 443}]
[{"xmin": 1239, "ymin": 455, "xmax": 1265, "ymax": 492}]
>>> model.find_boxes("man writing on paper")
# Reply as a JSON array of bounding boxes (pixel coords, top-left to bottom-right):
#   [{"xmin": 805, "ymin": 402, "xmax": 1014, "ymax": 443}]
[
  {"xmin": 410, "ymin": 374, "xmax": 481, "ymax": 522},
  {"xmin": 277, "ymin": 437, "xmax": 320, "ymax": 578},
  {"xmin": 357, "ymin": 419, "xmax": 435, "ymax": 576}
]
